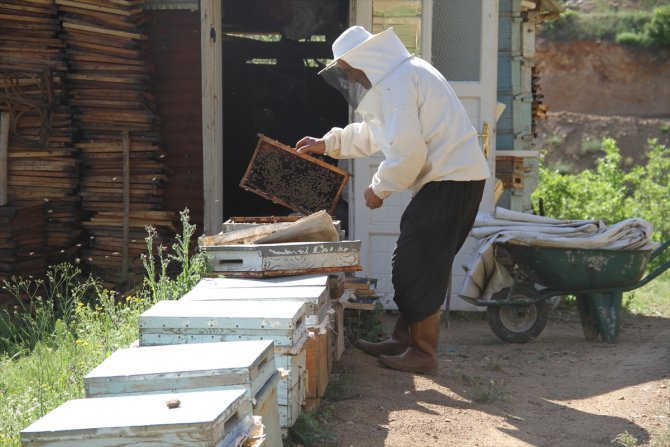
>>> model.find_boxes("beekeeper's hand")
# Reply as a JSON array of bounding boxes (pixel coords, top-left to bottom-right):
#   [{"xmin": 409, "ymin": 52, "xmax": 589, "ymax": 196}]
[
  {"xmin": 295, "ymin": 137, "xmax": 326, "ymax": 155},
  {"xmin": 364, "ymin": 186, "xmax": 383, "ymax": 209}
]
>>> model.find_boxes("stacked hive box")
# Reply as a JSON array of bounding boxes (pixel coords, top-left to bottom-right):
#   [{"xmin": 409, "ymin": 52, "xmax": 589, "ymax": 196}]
[
  {"xmin": 183, "ymin": 276, "xmax": 336, "ymax": 409},
  {"xmin": 83, "ymin": 340, "xmax": 281, "ymax": 447},
  {"xmin": 496, "ymin": 0, "xmax": 560, "ymax": 212},
  {"xmin": 21, "ymin": 389, "xmax": 255, "ymax": 447},
  {"xmin": 139, "ymin": 298, "xmax": 309, "ymax": 434}
]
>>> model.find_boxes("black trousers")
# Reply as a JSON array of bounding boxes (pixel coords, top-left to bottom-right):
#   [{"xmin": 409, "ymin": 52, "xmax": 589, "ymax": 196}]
[{"xmin": 391, "ymin": 179, "xmax": 485, "ymax": 323}]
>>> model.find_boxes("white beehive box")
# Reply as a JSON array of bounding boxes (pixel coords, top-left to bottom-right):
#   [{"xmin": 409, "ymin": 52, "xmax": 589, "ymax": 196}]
[
  {"xmin": 21, "ymin": 389, "xmax": 252, "ymax": 447},
  {"xmin": 138, "ymin": 299, "xmax": 308, "ymax": 429},
  {"xmin": 193, "ymin": 274, "xmax": 330, "ymax": 289},
  {"xmin": 85, "ymin": 340, "xmax": 275, "ymax": 398},
  {"xmin": 180, "ymin": 281, "xmax": 330, "ymax": 326},
  {"xmin": 83, "ymin": 340, "xmax": 282, "ymax": 447},
  {"xmin": 200, "ymin": 240, "xmax": 361, "ymax": 277},
  {"xmin": 139, "ymin": 299, "xmax": 307, "ymax": 348}
]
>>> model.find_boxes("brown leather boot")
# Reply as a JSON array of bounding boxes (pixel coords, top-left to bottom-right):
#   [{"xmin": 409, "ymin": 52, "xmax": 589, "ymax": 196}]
[
  {"xmin": 355, "ymin": 314, "xmax": 410, "ymax": 357},
  {"xmin": 377, "ymin": 311, "xmax": 441, "ymax": 374}
]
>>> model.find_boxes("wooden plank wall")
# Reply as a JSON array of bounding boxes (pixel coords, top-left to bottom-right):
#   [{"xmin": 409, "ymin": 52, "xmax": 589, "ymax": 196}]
[
  {"xmin": 58, "ymin": 0, "xmax": 176, "ymax": 287},
  {"xmin": 144, "ymin": 10, "xmax": 204, "ymax": 234},
  {"xmin": 0, "ymin": 0, "xmax": 74, "ymax": 286}
]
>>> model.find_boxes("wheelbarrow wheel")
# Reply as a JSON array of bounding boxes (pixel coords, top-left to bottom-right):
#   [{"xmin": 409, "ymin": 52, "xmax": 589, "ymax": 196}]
[{"xmin": 486, "ymin": 286, "xmax": 549, "ymax": 343}]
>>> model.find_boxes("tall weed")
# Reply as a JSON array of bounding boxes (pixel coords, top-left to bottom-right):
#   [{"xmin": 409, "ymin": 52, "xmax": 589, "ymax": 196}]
[
  {"xmin": 0, "ymin": 264, "xmax": 99, "ymax": 355},
  {"xmin": 140, "ymin": 208, "xmax": 209, "ymax": 303}
]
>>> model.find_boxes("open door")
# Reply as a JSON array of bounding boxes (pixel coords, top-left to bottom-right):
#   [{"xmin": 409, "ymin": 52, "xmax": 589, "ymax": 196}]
[{"xmin": 351, "ymin": 0, "xmax": 498, "ymax": 311}]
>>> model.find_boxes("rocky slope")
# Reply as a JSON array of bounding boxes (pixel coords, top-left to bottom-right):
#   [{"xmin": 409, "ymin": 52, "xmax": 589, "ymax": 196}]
[{"xmin": 534, "ymin": 39, "xmax": 670, "ymax": 171}]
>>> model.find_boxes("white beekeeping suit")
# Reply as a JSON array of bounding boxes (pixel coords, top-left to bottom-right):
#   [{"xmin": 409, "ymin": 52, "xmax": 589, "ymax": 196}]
[{"xmin": 319, "ymin": 26, "xmax": 490, "ymax": 200}]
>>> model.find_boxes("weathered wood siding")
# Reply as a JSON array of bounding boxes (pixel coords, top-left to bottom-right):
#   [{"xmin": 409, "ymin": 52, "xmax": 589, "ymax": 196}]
[{"xmin": 145, "ymin": 10, "xmax": 204, "ymax": 231}]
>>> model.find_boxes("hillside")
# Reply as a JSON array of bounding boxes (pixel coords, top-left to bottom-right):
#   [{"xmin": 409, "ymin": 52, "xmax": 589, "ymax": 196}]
[{"xmin": 534, "ymin": 1, "xmax": 670, "ymax": 172}]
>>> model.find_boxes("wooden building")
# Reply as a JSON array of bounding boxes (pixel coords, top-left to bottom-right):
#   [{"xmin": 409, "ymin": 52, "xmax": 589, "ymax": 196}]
[{"xmin": 0, "ymin": 0, "xmax": 561, "ymax": 308}]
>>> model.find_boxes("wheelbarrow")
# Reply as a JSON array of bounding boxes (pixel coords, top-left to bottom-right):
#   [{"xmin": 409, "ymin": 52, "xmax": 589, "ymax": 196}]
[{"xmin": 473, "ymin": 237, "xmax": 670, "ymax": 343}]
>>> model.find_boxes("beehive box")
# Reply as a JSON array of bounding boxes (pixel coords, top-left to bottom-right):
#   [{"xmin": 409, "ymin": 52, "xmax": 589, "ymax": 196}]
[
  {"xmin": 138, "ymin": 299, "xmax": 308, "ymax": 429},
  {"xmin": 193, "ymin": 274, "xmax": 331, "ymax": 289},
  {"xmin": 180, "ymin": 280, "xmax": 330, "ymax": 327},
  {"xmin": 83, "ymin": 340, "xmax": 282, "ymax": 447},
  {"xmin": 304, "ymin": 314, "xmax": 331, "ymax": 404},
  {"xmin": 240, "ymin": 134, "xmax": 350, "ymax": 215},
  {"xmin": 200, "ymin": 240, "xmax": 361, "ymax": 277},
  {"xmin": 21, "ymin": 389, "xmax": 252, "ymax": 447},
  {"xmin": 185, "ymin": 275, "xmax": 338, "ymax": 402}
]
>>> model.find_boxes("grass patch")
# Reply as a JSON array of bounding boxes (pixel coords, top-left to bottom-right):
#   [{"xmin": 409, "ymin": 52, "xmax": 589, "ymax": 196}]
[
  {"xmin": 0, "ymin": 209, "xmax": 206, "ymax": 447},
  {"xmin": 461, "ymin": 375, "xmax": 510, "ymax": 404},
  {"xmin": 285, "ymin": 410, "xmax": 337, "ymax": 447},
  {"xmin": 612, "ymin": 431, "xmax": 639, "ymax": 447},
  {"xmin": 623, "ymin": 271, "xmax": 670, "ymax": 317},
  {"xmin": 650, "ymin": 426, "xmax": 670, "ymax": 447}
]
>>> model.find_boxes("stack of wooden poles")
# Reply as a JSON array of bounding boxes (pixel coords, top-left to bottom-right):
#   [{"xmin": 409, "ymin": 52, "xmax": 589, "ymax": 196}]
[
  {"xmin": 0, "ymin": 0, "xmax": 77, "ymax": 288},
  {"xmin": 57, "ymin": 0, "xmax": 175, "ymax": 286}
]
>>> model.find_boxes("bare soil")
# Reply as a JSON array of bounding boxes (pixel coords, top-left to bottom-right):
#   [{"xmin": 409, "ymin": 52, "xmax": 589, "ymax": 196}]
[{"xmin": 318, "ymin": 310, "xmax": 670, "ymax": 447}]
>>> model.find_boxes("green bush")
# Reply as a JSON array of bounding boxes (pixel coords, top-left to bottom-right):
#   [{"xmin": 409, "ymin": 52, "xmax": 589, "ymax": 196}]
[
  {"xmin": 540, "ymin": 4, "xmax": 670, "ymax": 47},
  {"xmin": 645, "ymin": 4, "xmax": 670, "ymax": 47},
  {"xmin": 615, "ymin": 31, "xmax": 647, "ymax": 46},
  {"xmin": 534, "ymin": 138, "xmax": 670, "ymax": 242}
]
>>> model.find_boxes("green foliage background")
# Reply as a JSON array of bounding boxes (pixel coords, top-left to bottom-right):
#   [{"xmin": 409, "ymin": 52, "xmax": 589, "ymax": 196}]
[
  {"xmin": 541, "ymin": 3, "xmax": 670, "ymax": 48},
  {"xmin": 533, "ymin": 138, "xmax": 669, "ymax": 243}
]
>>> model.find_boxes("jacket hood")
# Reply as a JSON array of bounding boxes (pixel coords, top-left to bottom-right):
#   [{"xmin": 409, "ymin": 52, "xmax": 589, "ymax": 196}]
[{"xmin": 333, "ymin": 27, "xmax": 411, "ymax": 87}]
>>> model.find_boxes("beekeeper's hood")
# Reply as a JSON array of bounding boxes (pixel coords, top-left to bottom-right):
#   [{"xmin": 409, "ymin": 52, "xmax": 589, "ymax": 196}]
[{"xmin": 319, "ymin": 26, "xmax": 411, "ymax": 108}]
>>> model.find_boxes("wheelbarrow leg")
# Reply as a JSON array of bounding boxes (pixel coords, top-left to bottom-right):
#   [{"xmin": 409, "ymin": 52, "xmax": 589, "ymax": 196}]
[
  {"xmin": 576, "ymin": 291, "xmax": 623, "ymax": 343},
  {"xmin": 576, "ymin": 295, "xmax": 600, "ymax": 342}
]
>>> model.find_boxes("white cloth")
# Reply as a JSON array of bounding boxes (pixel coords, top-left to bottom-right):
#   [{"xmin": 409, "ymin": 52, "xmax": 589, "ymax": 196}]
[
  {"xmin": 458, "ymin": 208, "xmax": 658, "ymax": 302},
  {"xmin": 321, "ymin": 27, "xmax": 490, "ymax": 199}
]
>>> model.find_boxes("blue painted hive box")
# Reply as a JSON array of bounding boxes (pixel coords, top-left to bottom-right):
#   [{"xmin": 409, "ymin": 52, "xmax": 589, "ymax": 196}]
[
  {"xmin": 21, "ymin": 389, "xmax": 253, "ymax": 447},
  {"xmin": 83, "ymin": 340, "xmax": 282, "ymax": 447},
  {"xmin": 180, "ymin": 279, "xmax": 330, "ymax": 326},
  {"xmin": 138, "ymin": 299, "xmax": 308, "ymax": 430}
]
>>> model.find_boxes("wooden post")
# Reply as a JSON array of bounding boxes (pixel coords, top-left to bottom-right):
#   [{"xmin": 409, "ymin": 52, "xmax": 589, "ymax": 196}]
[
  {"xmin": 201, "ymin": 0, "xmax": 223, "ymax": 235},
  {"xmin": 121, "ymin": 130, "xmax": 130, "ymax": 280},
  {"xmin": 0, "ymin": 112, "xmax": 9, "ymax": 207}
]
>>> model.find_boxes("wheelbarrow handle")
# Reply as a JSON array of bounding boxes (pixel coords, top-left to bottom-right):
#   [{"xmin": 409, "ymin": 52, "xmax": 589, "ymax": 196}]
[
  {"xmin": 625, "ymin": 237, "xmax": 670, "ymax": 291},
  {"xmin": 649, "ymin": 237, "xmax": 670, "ymax": 262}
]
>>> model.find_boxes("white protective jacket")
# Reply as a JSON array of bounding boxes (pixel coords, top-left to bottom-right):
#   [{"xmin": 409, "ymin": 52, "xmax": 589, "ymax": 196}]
[{"xmin": 322, "ymin": 28, "xmax": 490, "ymax": 200}]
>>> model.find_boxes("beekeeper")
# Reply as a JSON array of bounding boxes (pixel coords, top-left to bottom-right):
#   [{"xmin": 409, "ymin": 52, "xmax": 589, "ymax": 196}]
[{"xmin": 296, "ymin": 26, "xmax": 490, "ymax": 374}]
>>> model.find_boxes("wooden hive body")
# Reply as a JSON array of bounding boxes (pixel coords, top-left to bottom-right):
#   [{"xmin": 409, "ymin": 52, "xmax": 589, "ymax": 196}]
[
  {"xmin": 21, "ymin": 389, "xmax": 252, "ymax": 447},
  {"xmin": 200, "ymin": 240, "xmax": 361, "ymax": 277},
  {"xmin": 182, "ymin": 276, "xmax": 336, "ymax": 403},
  {"xmin": 138, "ymin": 299, "xmax": 308, "ymax": 429},
  {"xmin": 179, "ymin": 281, "xmax": 330, "ymax": 326},
  {"xmin": 83, "ymin": 340, "xmax": 282, "ymax": 447}
]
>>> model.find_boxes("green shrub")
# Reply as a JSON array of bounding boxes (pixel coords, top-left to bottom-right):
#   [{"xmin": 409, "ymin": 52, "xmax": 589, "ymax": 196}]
[
  {"xmin": 645, "ymin": 4, "xmax": 670, "ymax": 47},
  {"xmin": 616, "ymin": 31, "xmax": 647, "ymax": 46},
  {"xmin": 534, "ymin": 138, "xmax": 670, "ymax": 271},
  {"xmin": 140, "ymin": 208, "xmax": 209, "ymax": 303},
  {"xmin": 540, "ymin": 5, "xmax": 670, "ymax": 47}
]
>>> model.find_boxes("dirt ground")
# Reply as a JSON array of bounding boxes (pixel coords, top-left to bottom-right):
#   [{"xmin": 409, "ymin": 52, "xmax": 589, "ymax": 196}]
[{"xmin": 317, "ymin": 309, "xmax": 670, "ymax": 447}]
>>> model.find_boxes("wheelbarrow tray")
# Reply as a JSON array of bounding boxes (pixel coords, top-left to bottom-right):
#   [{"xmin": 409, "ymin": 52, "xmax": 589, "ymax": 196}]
[{"xmin": 499, "ymin": 243, "xmax": 653, "ymax": 291}]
